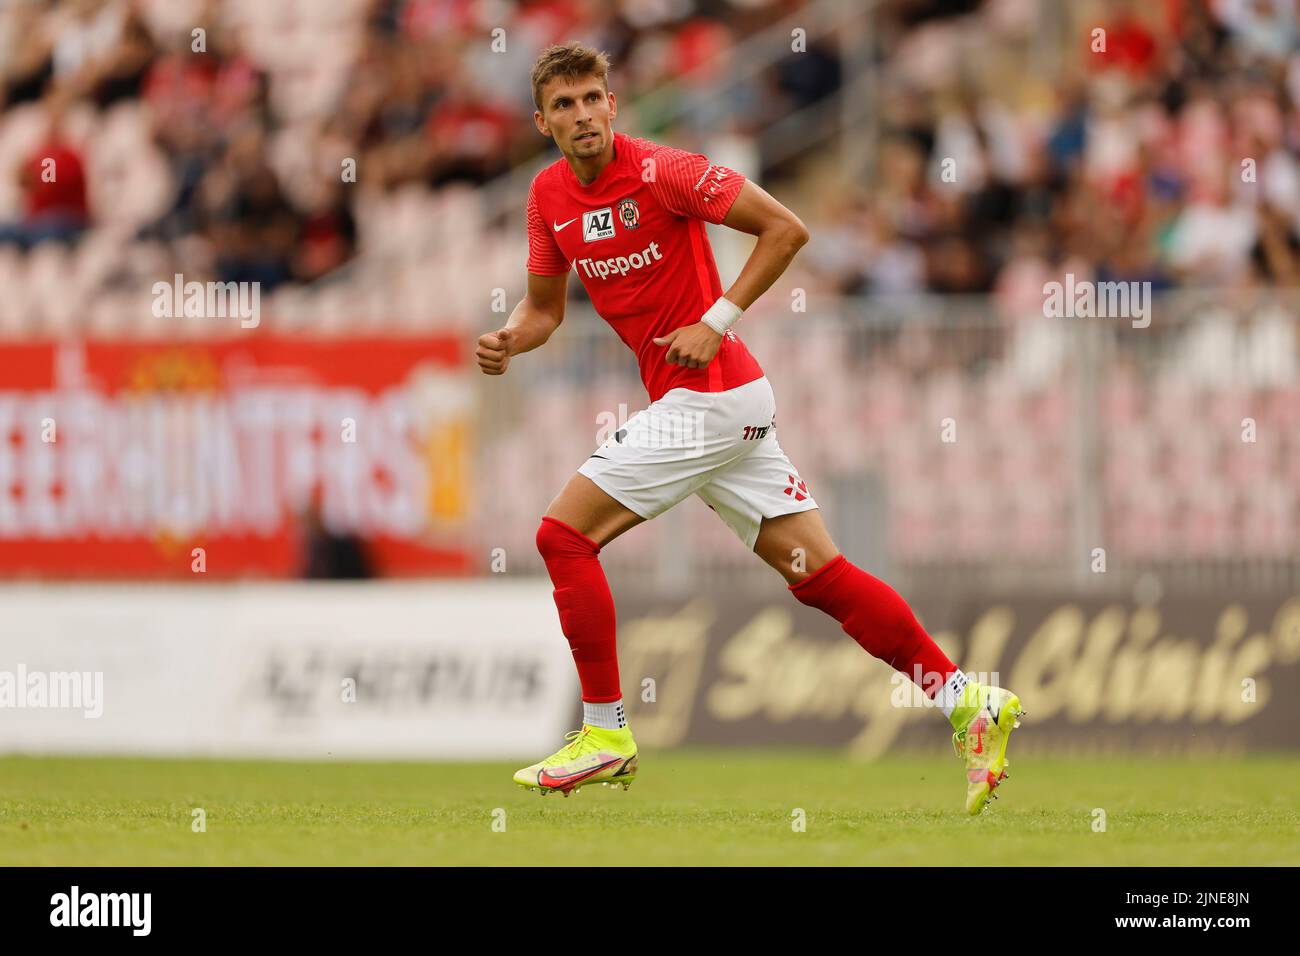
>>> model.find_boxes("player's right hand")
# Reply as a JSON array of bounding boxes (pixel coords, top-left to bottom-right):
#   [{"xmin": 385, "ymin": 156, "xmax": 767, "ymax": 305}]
[{"xmin": 476, "ymin": 328, "xmax": 513, "ymax": 375}]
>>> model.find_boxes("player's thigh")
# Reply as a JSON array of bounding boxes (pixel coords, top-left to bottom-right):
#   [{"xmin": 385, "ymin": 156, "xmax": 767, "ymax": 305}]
[
  {"xmin": 696, "ymin": 433, "xmax": 837, "ymax": 585},
  {"xmin": 545, "ymin": 471, "xmax": 646, "ymax": 548},
  {"xmin": 753, "ymin": 509, "xmax": 840, "ymax": 585}
]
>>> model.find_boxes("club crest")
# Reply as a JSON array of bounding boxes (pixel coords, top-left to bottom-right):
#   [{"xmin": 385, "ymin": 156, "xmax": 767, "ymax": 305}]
[{"xmin": 616, "ymin": 197, "xmax": 640, "ymax": 231}]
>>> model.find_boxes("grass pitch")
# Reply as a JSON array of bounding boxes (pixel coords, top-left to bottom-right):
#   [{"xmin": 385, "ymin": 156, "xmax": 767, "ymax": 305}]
[{"xmin": 1, "ymin": 751, "xmax": 1296, "ymax": 866}]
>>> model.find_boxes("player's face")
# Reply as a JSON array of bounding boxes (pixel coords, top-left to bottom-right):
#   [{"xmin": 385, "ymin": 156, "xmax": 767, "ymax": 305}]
[{"xmin": 536, "ymin": 76, "xmax": 616, "ymax": 159}]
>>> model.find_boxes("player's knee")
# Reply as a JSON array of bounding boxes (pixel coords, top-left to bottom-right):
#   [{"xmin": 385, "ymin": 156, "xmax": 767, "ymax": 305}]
[
  {"xmin": 799, "ymin": 548, "xmax": 841, "ymax": 578},
  {"xmin": 535, "ymin": 517, "xmax": 564, "ymax": 561},
  {"xmin": 536, "ymin": 515, "xmax": 598, "ymax": 563}
]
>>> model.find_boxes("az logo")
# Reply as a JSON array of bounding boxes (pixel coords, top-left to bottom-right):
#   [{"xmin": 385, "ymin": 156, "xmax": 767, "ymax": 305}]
[{"xmin": 583, "ymin": 207, "xmax": 616, "ymax": 242}]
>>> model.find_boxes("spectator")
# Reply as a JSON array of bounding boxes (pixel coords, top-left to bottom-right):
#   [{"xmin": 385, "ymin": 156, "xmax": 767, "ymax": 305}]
[{"xmin": 0, "ymin": 98, "xmax": 90, "ymax": 250}]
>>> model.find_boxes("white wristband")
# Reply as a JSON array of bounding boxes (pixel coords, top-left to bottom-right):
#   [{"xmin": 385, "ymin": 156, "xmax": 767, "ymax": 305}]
[{"xmin": 700, "ymin": 296, "xmax": 743, "ymax": 335}]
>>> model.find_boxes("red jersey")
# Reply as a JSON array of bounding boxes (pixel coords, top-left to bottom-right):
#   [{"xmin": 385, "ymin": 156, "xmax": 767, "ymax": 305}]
[{"xmin": 526, "ymin": 132, "xmax": 764, "ymax": 403}]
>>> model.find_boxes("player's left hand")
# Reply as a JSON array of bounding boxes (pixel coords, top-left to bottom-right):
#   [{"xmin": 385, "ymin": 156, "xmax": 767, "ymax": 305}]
[{"xmin": 653, "ymin": 322, "xmax": 723, "ymax": 369}]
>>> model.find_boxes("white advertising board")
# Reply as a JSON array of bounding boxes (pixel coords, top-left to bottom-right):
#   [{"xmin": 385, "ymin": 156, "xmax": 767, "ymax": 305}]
[{"xmin": 0, "ymin": 581, "xmax": 577, "ymax": 759}]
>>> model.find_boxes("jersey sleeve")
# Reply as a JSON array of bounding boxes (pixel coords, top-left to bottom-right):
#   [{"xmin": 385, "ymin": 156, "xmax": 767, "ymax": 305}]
[
  {"xmin": 525, "ymin": 178, "xmax": 571, "ymax": 275},
  {"xmin": 646, "ymin": 144, "xmax": 747, "ymax": 224}
]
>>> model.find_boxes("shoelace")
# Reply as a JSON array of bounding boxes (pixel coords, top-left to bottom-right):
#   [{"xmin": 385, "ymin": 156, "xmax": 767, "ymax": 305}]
[{"xmin": 545, "ymin": 728, "xmax": 591, "ymax": 766}]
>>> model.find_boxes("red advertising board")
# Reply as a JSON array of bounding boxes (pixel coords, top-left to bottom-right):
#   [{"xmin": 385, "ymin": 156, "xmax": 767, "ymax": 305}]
[{"xmin": 0, "ymin": 337, "xmax": 473, "ymax": 578}]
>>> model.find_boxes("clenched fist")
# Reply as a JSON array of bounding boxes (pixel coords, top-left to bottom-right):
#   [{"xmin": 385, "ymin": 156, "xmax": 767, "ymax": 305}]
[
  {"xmin": 476, "ymin": 327, "xmax": 513, "ymax": 375},
  {"xmin": 653, "ymin": 321, "xmax": 722, "ymax": 369}
]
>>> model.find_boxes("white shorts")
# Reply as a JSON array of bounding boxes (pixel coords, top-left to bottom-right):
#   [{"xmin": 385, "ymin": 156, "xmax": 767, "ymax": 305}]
[{"xmin": 577, "ymin": 376, "xmax": 819, "ymax": 550}]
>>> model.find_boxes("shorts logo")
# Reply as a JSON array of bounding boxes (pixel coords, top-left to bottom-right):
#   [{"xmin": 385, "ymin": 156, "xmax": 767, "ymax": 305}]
[
  {"xmin": 616, "ymin": 197, "xmax": 640, "ymax": 231},
  {"xmin": 783, "ymin": 475, "xmax": 809, "ymax": 502},
  {"xmin": 583, "ymin": 207, "xmax": 616, "ymax": 242}
]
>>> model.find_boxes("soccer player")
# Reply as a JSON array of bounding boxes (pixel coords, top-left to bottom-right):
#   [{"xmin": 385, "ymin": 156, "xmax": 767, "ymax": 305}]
[{"xmin": 476, "ymin": 43, "xmax": 1025, "ymax": 814}]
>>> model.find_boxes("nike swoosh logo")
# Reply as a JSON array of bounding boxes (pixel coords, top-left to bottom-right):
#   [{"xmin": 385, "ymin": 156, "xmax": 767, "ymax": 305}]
[
  {"xmin": 538, "ymin": 756, "xmax": 621, "ymax": 787},
  {"xmin": 553, "ymin": 217, "xmax": 578, "ymax": 232}
]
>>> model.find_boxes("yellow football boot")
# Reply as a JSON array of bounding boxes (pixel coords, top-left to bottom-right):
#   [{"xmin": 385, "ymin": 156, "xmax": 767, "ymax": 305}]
[
  {"xmin": 513, "ymin": 725, "xmax": 638, "ymax": 796},
  {"xmin": 950, "ymin": 684, "xmax": 1025, "ymax": 815}
]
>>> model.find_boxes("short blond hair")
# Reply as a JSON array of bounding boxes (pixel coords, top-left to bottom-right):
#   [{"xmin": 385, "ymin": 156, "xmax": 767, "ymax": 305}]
[{"xmin": 531, "ymin": 42, "xmax": 612, "ymax": 112}]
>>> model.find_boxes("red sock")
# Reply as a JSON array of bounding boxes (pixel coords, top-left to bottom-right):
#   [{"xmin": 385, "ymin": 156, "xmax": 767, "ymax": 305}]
[
  {"xmin": 535, "ymin": 516, "xmax": 621, "ymax": 703},
  {"xmin": 789, "ymin": 555, "xmax": 955, "ymax": 696}
]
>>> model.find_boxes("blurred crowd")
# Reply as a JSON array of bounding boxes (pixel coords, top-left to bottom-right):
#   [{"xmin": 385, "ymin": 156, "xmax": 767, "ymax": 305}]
[
  {"xmin": 1, "ymin": 0, "xmax": 1295, "ymax": 325},
  {"xmin": 0, "ymin": 0, "xmax": 823, "ymax": 308},
  {"xmin": 803, "ymin": 0, "xmax": 1300, "ymax": 304}
]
